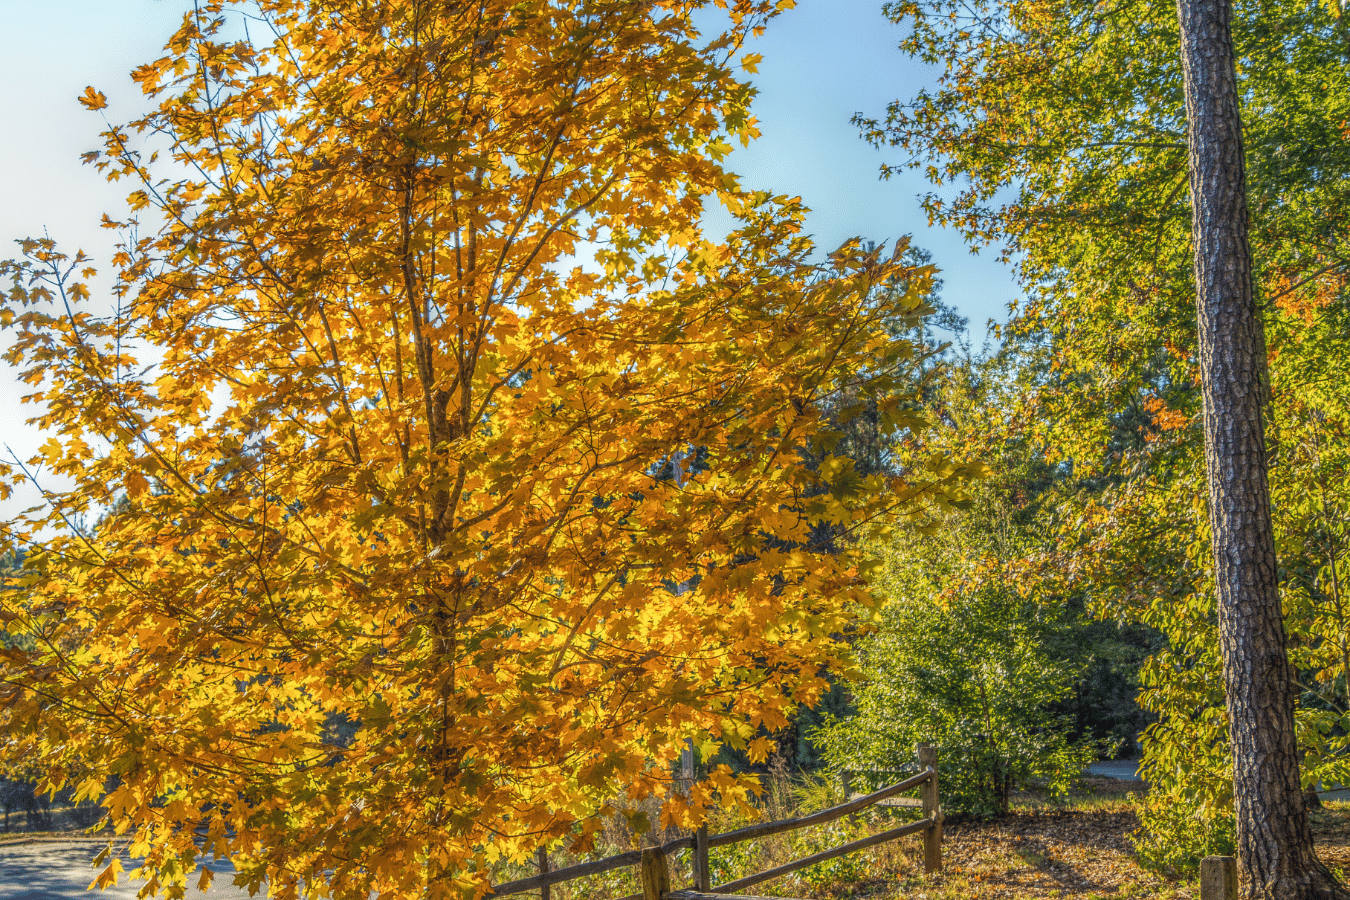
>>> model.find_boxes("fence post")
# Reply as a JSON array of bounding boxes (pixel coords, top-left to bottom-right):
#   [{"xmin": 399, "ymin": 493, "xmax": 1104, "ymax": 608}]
[
  {"xmin": 640, "ymin": 846, "xmax": 670, "ymax": 900},
  {"xmin": 840, "ymin": 770, "xmax": 859, "ymax": 827},
  {"xmin": 537, "ymin": 847, "xmax": 550, "ymax": 900},
  {"xmin": 694, "ymin": 824, "xmax": 711, "ymax": 892},
  {"xmin": 1200, "ymin": 856, "xmax": 1237, "ymax": 900},
  {"xmin": 917, "ymin": 742, "xmax": 942, "ymax": 874},
  {"xmin": 681, "ymin": 739, "xmax": 710, "ymax": 891}
]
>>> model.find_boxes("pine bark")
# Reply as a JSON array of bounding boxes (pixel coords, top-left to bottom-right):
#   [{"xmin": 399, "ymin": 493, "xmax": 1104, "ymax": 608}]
[{"xmin": 1176, "ymin": 0, "xmax": 1347, "ymax": 896}]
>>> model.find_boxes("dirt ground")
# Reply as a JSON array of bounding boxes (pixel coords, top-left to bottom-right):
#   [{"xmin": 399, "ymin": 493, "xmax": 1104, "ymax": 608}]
[
  {"xmin": 794, "ymin": 779, "xmax": 1350, "ymax": 900},
  {"xmin": 906, "ymin": 801, "xmax": 1188, "ymax": 899},
  {"xmin": 7, "ymin": 780, "xmax": 1350, "ymax": 900}
]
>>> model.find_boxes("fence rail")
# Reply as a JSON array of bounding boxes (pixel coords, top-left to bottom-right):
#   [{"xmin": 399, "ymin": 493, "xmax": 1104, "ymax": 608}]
[{"xmin": 488, "ymin": 743, "xmax": 942, "ymax": 900}]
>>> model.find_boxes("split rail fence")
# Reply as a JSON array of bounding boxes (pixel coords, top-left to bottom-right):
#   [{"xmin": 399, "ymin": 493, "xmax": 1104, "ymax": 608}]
[{"xmin": 488, "ymin": 744, "xmax": 943, "ymax": 900}]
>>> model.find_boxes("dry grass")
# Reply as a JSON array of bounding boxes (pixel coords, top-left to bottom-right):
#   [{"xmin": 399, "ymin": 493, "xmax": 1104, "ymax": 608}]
[
  {"xmin": 514, "ymin": 777, "xmax": 1350, "ymax": 900},
  {"xmin": 863, "ymin": 800, "xmax": 1191, "ymax": 900},
  {"xmin": 16, "ymin": 775, "xmax": 1350, "ymax": 899},
  {"xmin": 678, "ymin": 787, "xmax": 1192, "ymax": 900}
]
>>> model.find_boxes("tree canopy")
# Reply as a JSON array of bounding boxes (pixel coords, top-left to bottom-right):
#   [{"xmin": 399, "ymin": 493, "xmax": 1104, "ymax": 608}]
[
  {"xmin": 865, "ymin": 0, "xmax": 1350, "ymax": 875},
  {"xmin": 0, "ymin": 2, "xmax": 971, "ymax": 898}
]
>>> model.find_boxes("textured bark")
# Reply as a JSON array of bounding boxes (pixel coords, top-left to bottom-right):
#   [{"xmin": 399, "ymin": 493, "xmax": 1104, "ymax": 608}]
[{"xmin": 1175, "ymin": 0, "xmax": 1348, "ymax": 897}]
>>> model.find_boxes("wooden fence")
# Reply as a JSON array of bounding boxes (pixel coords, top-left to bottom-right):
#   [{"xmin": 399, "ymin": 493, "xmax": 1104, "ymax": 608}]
[
  {"xmin": 1199, "ymin": 856, "xmax": 1236, "ymax": 900},
  {"xmin": 488, "ymin": 744, "xmax": 943, "ymax": 900}
]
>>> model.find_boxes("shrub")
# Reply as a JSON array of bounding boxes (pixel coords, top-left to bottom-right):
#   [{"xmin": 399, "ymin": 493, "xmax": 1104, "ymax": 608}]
[
  {"xmin": 813, "ymin": 478, "xmax": 1097, "ymax": 817},
  {"xmin": 814, "ymin": 581, "xmax": 1095, "ymax": 817}
]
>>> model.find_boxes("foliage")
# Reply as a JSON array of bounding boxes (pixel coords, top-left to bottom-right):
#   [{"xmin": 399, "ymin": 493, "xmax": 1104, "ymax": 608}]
[
  {"xmin": 701, "ymin": 771, "xmax": 895, "ymax": 897},
  {"xmin": 0, "ymin": 2, "xmax": 975, "ymax": 898},
  {"xmin": 714, "ymin": 245, "xmax": 966, "ymax": 778},
  {"xmin": 1272, "ymin": 303, "xmax": 1350, "ymax": 792},
  {"xmin": 806, "ymin": 243, "xmax": 966, "ymax": 482},
  {"xmin": 865, "ymin": 0, "xmax": 1350, "ymax": 868},
  {"xmin": 788, "ymin": 818, "xmax": 871, "ymax": 893},
  {"xmin": 1131, "ymin": 769, "xmax": 1236, "ymax": 877},
  {"xmin": 815, "ymin": 362, "xmax": 1097, "ymax": 818},
  {"xmin": 815, "ymin": 512, "xmax": 1093, "ymax": 817}
]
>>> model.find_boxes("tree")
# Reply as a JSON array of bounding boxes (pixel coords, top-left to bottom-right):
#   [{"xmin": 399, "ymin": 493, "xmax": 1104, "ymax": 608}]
[
  {"xmin": 0, "ymin": 2, "xmax": 970, "ymax": 898},
  {"xmin": 810, "ymin": 358, "xmax": 1096, "ymax": 814},
  {"xmin": 864, "ymin": 0, "xmax": 1350, "ymax": 875},
  {"xmin": 1176, "ymin": 0, "xmax": 1343, "ymax": 894}
]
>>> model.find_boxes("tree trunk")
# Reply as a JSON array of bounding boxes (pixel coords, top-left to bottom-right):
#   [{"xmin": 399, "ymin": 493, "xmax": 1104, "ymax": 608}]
[{"xmin": 1175, "ymin": 0, "xmax": 1346, "ymax": 896}]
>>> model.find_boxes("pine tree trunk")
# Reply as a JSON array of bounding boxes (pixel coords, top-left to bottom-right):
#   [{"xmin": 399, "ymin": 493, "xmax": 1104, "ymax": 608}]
[{"xmin": 1175, "ymin": 0, "xmax": 1347, "ymax": 896}]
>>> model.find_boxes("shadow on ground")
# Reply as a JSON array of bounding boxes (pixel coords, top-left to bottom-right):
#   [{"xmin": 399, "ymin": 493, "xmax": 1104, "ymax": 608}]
[{"xmin": 0, "ymin": 838, "xmax": 247, "ymax": 900}]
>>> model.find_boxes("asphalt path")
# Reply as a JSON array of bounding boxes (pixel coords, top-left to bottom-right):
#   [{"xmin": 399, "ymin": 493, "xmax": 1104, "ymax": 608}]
[
  {"xmin": 0, "ymin": 839, "xmax": 251, "ymax": 900},
  {"xmin": 1085, "ymin": 760, "xmax": 1350, "ymax": 805},
  {"xmin": 1086, "ymin": 759, "xmax": 1144, "ymax": 781}
]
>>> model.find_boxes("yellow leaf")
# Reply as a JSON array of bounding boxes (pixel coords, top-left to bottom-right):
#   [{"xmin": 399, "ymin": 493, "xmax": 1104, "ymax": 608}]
[
  {"xmin": 90, "ymin": 857, "xmax": 123, "ymax": 891},
  {"xmin": 78, "ymin": 87, "xmax": 108, "ymax": 111},
  {"xmin": 747, "ymin": 736, "xmax": 774, "ymax": 763},
  {"xmin": 125, "ymin": 470, "xmax": 149, "ymax": 499}
]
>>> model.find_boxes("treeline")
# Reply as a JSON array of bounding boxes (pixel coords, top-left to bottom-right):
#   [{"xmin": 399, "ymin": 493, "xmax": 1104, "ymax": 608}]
[{"xmin": 0, "ymin": 776, "xmax": 104, "ymax": 833}]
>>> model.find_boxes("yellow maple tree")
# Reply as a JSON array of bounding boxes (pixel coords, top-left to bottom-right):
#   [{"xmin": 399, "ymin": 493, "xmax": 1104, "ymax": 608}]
[{"xmin": 0, "ymin": 2, "xmax": 968, "ymax": 897}]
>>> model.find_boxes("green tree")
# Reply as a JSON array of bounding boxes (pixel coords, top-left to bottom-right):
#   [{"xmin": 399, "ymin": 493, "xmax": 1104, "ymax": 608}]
[
  {"xmin": 864, "ymin": 0, "xmax": 1350, "ymax": 872},
  {"xmin": 815, "ymin": 358, "xmax": 1096, "ymax": 817}
]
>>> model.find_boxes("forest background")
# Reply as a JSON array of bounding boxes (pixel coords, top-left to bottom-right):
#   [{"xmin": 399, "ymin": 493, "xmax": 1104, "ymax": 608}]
[{"xmin": 1, "ymin": 0, "xmax": 1348, "ymax": 896}]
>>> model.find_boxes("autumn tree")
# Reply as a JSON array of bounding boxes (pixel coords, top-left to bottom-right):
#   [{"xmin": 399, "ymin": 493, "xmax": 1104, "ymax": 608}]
[{"xmin": 0, "ymin": 2, "xmax": 968, "ymax": 898}]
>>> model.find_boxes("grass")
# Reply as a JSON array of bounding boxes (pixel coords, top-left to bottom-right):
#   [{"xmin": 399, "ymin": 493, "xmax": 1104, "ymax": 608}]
[
  {"xmin": 488, "ymin": 773, "xmax": 1202, "ymax": 900},
  {"xmin": 12, "ymin": 774, "xmax": 1350, "ymax": 898}
]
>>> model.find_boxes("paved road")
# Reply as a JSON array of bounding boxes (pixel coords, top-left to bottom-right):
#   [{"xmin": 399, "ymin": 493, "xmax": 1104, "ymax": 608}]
[
  {"xmin": 1087, "ymin": 759, "xmax": 1144, "ymax": 781},
  {"xmin": 1084, "ymin": 760, "xmax": 1350, "ymax": 803},
  {"xmin": 0, "ymin": 839, "xmax": 252, "ymax": 900}
]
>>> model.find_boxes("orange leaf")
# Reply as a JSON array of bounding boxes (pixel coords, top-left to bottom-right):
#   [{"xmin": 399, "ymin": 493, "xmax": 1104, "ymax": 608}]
[
  {"xmin": 747, "ymin": 736, "xmax": 775, "ymax": 763},
  {"xmin": 125, "ymin": 470, "xmax": 149, "ymax": 499},
  {"xmin": 78, "ymin": 87, "xmax": 108, "ymax": 111}
]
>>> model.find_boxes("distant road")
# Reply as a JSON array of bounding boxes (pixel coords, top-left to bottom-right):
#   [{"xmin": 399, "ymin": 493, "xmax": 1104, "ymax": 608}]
[
  {"xmin": 0, "ymin": 838, "xmax": 250, "ymax": 900},
  {"xmin": 1086, "ymin": 760, "xmax": 1144, "ymax": 781},
  {"xmin": 1083, "ymin": 761, "xmax": 1350, "ymax": 803}
]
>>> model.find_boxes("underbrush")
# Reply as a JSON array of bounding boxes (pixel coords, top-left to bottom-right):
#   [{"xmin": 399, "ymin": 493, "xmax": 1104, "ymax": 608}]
[
  {"xmin": 490, "ymin": 770, "xmax": 936, "ymax": 900},
  {"xmin": 487, "ymin": 773, "xmax": 1303, "ymax": 900}
]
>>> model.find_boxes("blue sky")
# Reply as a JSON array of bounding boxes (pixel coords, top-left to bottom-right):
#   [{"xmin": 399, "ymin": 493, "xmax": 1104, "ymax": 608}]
[
  {"xmin": 724, "ymin": 0, "xmax": 1020, "ymax": 332},
  {"xmin": 0, "ymin": 0, "xmax": 1020, "ymax": 478}
]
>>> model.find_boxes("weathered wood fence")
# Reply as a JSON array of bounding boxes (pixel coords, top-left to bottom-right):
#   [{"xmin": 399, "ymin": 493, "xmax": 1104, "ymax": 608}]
[
  {"xmin": 1199, "ymin": 856, "xmax": 1236, "ymax": 900},
  {"xmin": 488, "ymin": 744, "xmax": 942, "ymax": 900}
]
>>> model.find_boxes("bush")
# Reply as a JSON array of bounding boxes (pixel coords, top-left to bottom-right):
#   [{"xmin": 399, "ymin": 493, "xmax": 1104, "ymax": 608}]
[
  {"xmin": 1132, "ymin": 787, "xmax": 1235, "ymax": 876},
  {"xmin": 814, "ymin": 579, "xmax": 1095, "ymax": 817},
  {"xmin": 1128, "ymin": 654, "xmax": 1236, "ymax": 875},
  {"xmin": 813, "ymin": 464, "xmax": 1098, "ymax": 818}
]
